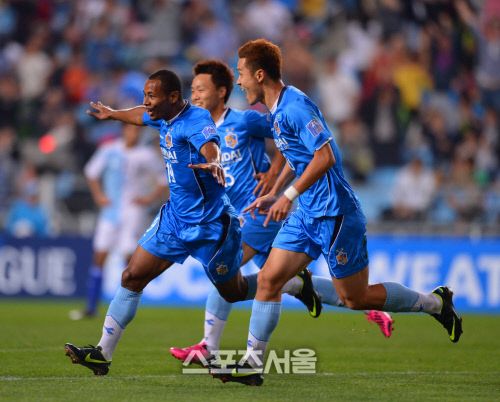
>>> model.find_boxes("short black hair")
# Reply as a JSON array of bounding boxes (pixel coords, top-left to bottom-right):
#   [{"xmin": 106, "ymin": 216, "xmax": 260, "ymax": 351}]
[
  {"xmin": 193, "ymin": 60, "xmax": 234, "ymax": 103},
  {"xmin": 148, "ymin": 69, "xmax": 182, "ymax": 96}
]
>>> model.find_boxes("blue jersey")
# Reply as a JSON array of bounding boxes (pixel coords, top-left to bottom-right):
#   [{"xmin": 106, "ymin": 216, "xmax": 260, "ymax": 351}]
[
  {"xmin": 218, "ymin": 108, "xmax": 272, "ymax": 213},
  {"xmin": 271, "ymin": 86, "xmax": 359, "ymax": 217},
  {"xmin": 142, "ymin": 103, "xmax": 231, "ymax": 224}
]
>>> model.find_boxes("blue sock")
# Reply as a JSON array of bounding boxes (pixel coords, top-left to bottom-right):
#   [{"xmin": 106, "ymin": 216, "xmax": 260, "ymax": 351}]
[
  {"xmin": 249, "ymin": 300, "xmax": 281, "ymax": 342},
  {"xmin": 206, "ymin": 287, "xmax": 232, "ymax": 320},
  {"xmin": 86, "ymin": 265, "xmax": 103, "ymax": 314},
  {"xmin": 245, "ymin": 273, "xmax": 258, "ymax": 300},
  {"xmin": 382, "ymin": 282, "xmax": 419, "ymax": 312},
  {"xmin": 311, "ymin": 276, "xmax": 344, "ymax": 307},
  {"xmin": 106, "ymin": 286, "xmax": 141, "ymax": 328}
]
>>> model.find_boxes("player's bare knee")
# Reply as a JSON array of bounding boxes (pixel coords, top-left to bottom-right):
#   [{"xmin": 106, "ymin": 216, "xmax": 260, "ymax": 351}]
[
  {"xmin": 121, "ymin": 267, "xmax": 146, "ymax": 292},
  {"xmin": 257, "ymin": 270, "xmax": 281, "ymax": 297}
]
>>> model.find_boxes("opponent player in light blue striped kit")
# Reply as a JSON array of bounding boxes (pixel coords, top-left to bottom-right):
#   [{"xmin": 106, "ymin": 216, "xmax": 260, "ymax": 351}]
[
  {"xmin": 212, "ymin": 39, "xmax": 463, "ymax": 386},
  {"xmin": 69, "ymin": 124, "xmax": 167, "ymax": 321},
  {"xmin": 170, "ymin": 60, "xmax": 394, "ymax": 365}
]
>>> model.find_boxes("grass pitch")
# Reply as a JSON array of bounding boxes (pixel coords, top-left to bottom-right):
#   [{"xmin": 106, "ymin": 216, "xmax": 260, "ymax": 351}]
[{"xmin": 1, "ymin": 300, "xmax": 499, "ymax": 401}]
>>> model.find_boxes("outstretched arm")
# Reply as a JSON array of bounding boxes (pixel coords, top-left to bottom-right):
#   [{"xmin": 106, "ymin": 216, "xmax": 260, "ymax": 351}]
[{"xmin": 87, "ymin": 101, "xmax": 146, "ymax": 125}]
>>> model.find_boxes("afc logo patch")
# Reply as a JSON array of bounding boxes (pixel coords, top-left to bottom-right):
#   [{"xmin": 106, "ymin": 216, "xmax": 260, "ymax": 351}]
[
  {"xmin": 306, "ymin": 118, "xmax": 325, "ymax": 137},
  {"xmin": 202, "ymin": 125, "xmax": 217, "ymax": 139},
  {"xmin": 216, "ymin": 262, "xmax": 229, "ymax": 275},
  {"xmin": 335, "ymin": 248, "xmax": 348, "ymax": 265},
  {"xmin": 165, "ymin": 130, "xmax": 173, "ymax": 149},
  {"xmin": 224, "ymin": 131, "xmax": 238, "ymax": 149}
]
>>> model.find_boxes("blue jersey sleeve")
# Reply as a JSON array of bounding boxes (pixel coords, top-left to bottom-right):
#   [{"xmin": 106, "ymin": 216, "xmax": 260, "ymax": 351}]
[
  {"xmin": 185, "ymin": 119, "xmax": 219, "ymax": 152},
  {"xmin": 286, "ymin": 100, "xmax": 332, "ymax": 154},
  {"xmin": 245, "ymin": 110, "xmax": 273, "ymax": 139},
  {"xmin": 142, "ymin": 111, "xmax": 162, "ymax": 128}
]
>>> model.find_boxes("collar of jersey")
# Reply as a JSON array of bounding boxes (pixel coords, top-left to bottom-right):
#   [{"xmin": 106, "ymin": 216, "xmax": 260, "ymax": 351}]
[
  {"xmin": 270, "ymin": 85, "xmax": 287, "ymax": 115},
  {"xmin": 166, "ymin": 100, "xmax": 190, "ymax": 125},
  {"xmin": 215, "ymin": 108, "xmax": 230, "ymax": 128}
]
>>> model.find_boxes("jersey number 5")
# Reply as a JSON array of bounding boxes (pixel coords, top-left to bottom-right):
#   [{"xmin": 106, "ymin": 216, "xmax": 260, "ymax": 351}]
[{"xmin": 223, "ymin": 166, "xmax": 235, "ymax": 187}]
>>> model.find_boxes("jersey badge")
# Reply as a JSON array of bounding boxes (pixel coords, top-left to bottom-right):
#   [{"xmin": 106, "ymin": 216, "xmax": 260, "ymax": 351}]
[
  {"xmin": 216, "ymin": 262, "xmax": 229, "ymax": 275},
  {"xmin": 165, "ymin": 130, "xmax": 173, "ymax": 149},
  {"xmin": 273, "ymin": 119, "xmax": 281, "ymax": 135},
  {"xmin": 202, "ymin": 125, "xmax": 217, "ymax": 139},
  {"xmin": 306, "ymin": 118, "xmax": 325, "ymax": 137},
  {"xmin": 224, "ymin": 130, "xmax": 238, "ymax": 149},
  {"xmin": 335, "ymin": 248, "xmax": 348, "ymax": 265}
]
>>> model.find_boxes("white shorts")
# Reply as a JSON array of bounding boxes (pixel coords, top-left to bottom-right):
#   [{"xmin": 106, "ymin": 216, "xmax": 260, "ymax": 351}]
[{"xmin": 93, "ymin": 208, "xmax": 149, "ymax": 255}]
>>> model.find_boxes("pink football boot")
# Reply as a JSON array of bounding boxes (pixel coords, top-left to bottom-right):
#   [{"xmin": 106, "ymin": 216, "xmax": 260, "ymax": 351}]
[
  {"xmin": 366, "ymin": 310, "xmax": 394, "ymax": 338},
  {"xmin": 169, "ymin": 341, "xmax": 212, "ymax": 366}
]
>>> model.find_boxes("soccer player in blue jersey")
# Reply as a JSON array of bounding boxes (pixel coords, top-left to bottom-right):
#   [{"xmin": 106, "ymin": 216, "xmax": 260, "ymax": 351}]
[
  {"xmin": 63, "ymin": 69, "xmax": 273, "ymax": 376},
  {"xmin": 212, "ymin": 39, "xmax": 463, "ymax": 386},
  {"xmin": 170, "ymin": 59, "xmax": 394, "ymax": 365}
]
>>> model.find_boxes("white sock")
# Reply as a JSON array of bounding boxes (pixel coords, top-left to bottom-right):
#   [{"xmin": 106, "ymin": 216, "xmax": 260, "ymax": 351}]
[
  {"xmin": 243, "ymin": 332, "xmax": 267, "ymax": 369},
  {"xmin": 97, "ymin": 315, "xmax": 123, "ymax": 360},
  {"xmin": 411, "ymin": 293, "xmax": 442, "ymax": 314},
  {"xmin": 281, "ymin": 276, "xmax": 303, "ymax": 295},
  {"xmin": 203, "ymin": 311, "xmax": 227, "ymax": 353}
]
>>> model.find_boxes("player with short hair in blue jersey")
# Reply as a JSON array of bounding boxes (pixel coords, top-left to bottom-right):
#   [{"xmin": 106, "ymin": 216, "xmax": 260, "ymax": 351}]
[
  {"xmin": 211, "ymin": 39, "xmax": 463, "ymax": 386},
  {"xmin": 64, "ymin": 69, "xmax": 266, "ymax": 376},
  {"xmin": 170, "ymin": 59, "xmax": 395, "ymax": 366},
  {"xmin": 170, "ymin": 59, "xmax": 317, "ymax": 364}
]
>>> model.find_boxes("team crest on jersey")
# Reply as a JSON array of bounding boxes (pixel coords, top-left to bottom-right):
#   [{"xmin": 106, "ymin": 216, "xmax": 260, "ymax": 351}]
[
  {"xmin": 273, "ymin": 119, "xmax": 281, "ymax": 135},
  {"xmin": 306, "ymin": 118, "xmax": 325, "ymax": 137},
  {"xmin": 224, "ymin": 130, "xmax": 238, "ymax": 149},
  {"xmin": 165, "ymin": 130, "xmax": 173, "ymax": 149},
  {"xmin": 202, "ymin": 125, "xmax": 217, "ymax": 139},
  {"xmin": 335, "ymin": 248, "xmax": 348, "ymax": 265},
  {"xmin": 216, "ymin": 262, "xmax": 229, "ymax": 275}
]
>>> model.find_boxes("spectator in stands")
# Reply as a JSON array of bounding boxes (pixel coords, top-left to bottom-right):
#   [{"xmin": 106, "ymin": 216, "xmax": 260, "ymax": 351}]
[
  {"xmin": 384, "ymin": 156, "xmax": 436, "ymax": 221},
  {"xmin": 0, "ymin": 73, "xmax": 20, "ymax": 129},
  {"xmin": 244, "ymin": 0, "xmax": 292, "ymax": 44},
  {"xmin": 456, "ymin": 0, "xmax": 500, "ymax": 114},
  {"xmin": 338, "ymin": 117, "xmax": 374, "ymax": 183},
  {"xmin": 317, "ymin": 54, "xmax": 360, "ymax": 127},
  {"xmin": 392, "ymin": 50, "xmax": 433, "ymax": 114},
  {"xmin": 444, "ymin": 156, "xmax": 484, "ymax": 223},
  {"xmin": 360, "ymin": 82, "xmax": 403, "ymax": 167}
]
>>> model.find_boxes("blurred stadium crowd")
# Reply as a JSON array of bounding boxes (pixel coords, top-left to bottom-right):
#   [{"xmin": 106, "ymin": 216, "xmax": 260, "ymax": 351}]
[{"xmin": 0, "ymin": 0, "xmax": 498, "ymax": 237}]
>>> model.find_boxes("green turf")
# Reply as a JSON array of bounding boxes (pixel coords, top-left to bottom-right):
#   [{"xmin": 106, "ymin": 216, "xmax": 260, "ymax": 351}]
[{"xmin": 1, "ymin": 300, "xmax": 499, "ymax": 401}]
